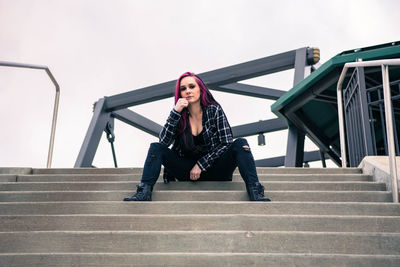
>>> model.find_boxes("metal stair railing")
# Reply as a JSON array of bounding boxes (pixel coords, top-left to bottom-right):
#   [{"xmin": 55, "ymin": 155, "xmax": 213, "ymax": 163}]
[
  {"xmin": 337, "ymin": 58, "xmax": 400, "ymax": 203},
  {"xmin": 0, "ymin": 61, "xmax": 60, "ymax": 168}
]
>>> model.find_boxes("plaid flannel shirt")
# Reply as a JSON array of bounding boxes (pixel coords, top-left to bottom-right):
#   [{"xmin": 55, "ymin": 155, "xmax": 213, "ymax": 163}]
[{"xmin": 159, "ymin": 104, "xmax": 233, "ymax": 171}]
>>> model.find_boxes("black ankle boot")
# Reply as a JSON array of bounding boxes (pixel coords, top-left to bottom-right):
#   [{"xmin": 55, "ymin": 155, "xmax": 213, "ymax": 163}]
[
  {"xmin": 123, "ymin": 183, "xmax": 153, "ymax": 201},
  {"xmin": 246, "ymin": 182, "xmax": 271, "ymax": 201}
]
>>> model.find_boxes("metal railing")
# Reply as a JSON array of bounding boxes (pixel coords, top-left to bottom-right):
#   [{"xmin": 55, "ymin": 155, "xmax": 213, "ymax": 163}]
[
  {"xmin": 337, "ymin": 58, "xmax": 400, "ymax": 203},
  {"xmin": 367, "ymin": 79, "xmax": 400, "ymax": 156},
  {"xmin": 0, "ymin": 61, "xmax": 60, "ymax": 168}
]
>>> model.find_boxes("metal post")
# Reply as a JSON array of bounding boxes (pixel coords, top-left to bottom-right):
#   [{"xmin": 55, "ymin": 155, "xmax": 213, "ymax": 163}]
[
  {"xmin": 74, "ymin": 98, "xmax": 110, "ymax": 167},
  {"xmin": 46, "ymin": 70, "xmax": 60, "ymax": 168},
  {"xmin": 0, "ymin": 61, "xmax": 60, "ymax": 168},
  {"xmin": 285, "ymin": 48, "xmax": 307, "ymax": 167},
  {"xmin": 285, "ymin": 126, "xmax": 305, "ymax": 167},
  {"xmin": 381, "ymin": 64, "xmax": 399, "ymax": 203},
  {"xmin": 356, "ymin": 65, "xmax": 375, "ymax": 157},
  {"xmin": 320, "ymin": 150, "xmax": 327, "ymax": 168},
  {"xmin": 337, "ymin": 65, "xmax": 349, "ymax": 167}
]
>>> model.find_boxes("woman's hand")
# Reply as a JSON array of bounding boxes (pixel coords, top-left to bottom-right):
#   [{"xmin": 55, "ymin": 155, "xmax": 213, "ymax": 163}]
[
  {"xmin": 190, "ymin": 164, "xmax": 202, "ymax": 181},
  {"xmin": 174, "ymin": 98, "xmax": 189, "ymax": 113}
]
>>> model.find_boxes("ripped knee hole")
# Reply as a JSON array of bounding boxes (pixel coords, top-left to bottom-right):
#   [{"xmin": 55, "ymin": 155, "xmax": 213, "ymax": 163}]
[{"xmin": 242, "ymin": 145, "xmax": 250, "ymax": 151}]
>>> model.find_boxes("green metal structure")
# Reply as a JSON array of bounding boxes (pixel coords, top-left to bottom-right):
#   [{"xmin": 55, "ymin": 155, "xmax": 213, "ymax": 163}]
[{"xmin": 272, "ymin": 41, "xmax": 400, "ymax": 166}]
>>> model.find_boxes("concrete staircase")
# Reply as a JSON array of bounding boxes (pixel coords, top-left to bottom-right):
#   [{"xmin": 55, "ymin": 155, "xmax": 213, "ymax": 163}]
[{"xmin": 1, "ymin": 167, "xmax": 400, "ymax": 266}]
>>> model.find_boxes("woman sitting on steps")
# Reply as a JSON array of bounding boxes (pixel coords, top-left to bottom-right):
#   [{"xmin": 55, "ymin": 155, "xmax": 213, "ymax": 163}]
[{"xmin": 123, "ymin": 72, "xmax": 271, "ymax": 202}]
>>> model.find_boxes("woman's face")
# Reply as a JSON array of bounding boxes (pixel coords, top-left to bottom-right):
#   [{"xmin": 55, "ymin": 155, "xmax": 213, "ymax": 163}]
[{"xmin": 179, "ymin": 76, "xmax": 201, "ymax": 105}]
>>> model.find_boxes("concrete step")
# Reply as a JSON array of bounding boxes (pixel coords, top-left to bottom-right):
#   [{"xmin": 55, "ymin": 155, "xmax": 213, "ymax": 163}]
[
  {"xmin": 31, "ymin": 168, "xmax": 143, "ymax": 175},
  {"xmin": 28, "ymin": 167, "xmax": 362, "ymax": 175},
  {"xmin": 0, "ymin": 168, "xmax": 32, "ymax": 175},
  {"xmin": 1, "ymin": 231, "xmax": 399, "ymax": 254},
  {"xmin": 249, "ymin": 168, "xmax": 362, "ymax": 174},
  {"xmin": 1, "ymin": 167, "xmax": 397, "ymax": 267},
  {"xmin": 0, "ymin": 190, "xmax": 392, "ymax": 202},
  {"xmin": 1, "ymin": 253, "xmax": 399, "ymax": 267},
  {"xmin": 1, "ymin": 201, "xmax": 398, "ymax": 216},
  {"xmin": 14, "ymin": 173, "xmax": 373, "ymax": 182},
  {"xmin": 0, "ymin": 175, "xmax": 17, "ymax": 182},
  {"xmin": 1, "ymin": 214, "xmax": 399, "ymax": 232},
  {"xmin": 0, "ymin": 181, "xmax": 385, "ymax": 191}
]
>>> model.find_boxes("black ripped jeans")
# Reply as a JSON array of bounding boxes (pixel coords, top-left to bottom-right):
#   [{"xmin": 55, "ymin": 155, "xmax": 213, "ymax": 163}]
[{"xmin": 140, "ymin": 138, "xmax": 260, "ymax": 186}]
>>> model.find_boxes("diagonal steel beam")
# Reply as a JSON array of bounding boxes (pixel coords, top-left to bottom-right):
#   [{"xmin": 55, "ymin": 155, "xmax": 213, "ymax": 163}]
[
  {"xmin": 284, "ymin": 111, "xmax": 341, "ymax": 166},
  {"xmin": 199, "ymin": 49, "xmax": 297, "ymax": 86},
  {"xmin": 213, "ymin": 83, "xmax": 286, "ymax": 100},
  {"xmin": 112, "ymin": 109, "xmax": 163, "ymax": 138},
  {"xmin": 232, "ymin": 118, "xmax": 287, "ymax": 138},
  {"xmin": 104, "ymin": 49, "xmax": 297, "ymax": 111},
  {"xmin": 75, "ymin": 98, "xmax": 110, "ymax": 167},
  {"xmin": 104, "ymin": 81, "xmax": 176, "ymax": 112}
]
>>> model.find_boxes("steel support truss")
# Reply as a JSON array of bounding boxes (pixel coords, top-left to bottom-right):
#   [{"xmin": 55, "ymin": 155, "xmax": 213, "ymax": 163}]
[{"xmin": 75, "ymin": 47, "xmax": 321, "ymax": 167}]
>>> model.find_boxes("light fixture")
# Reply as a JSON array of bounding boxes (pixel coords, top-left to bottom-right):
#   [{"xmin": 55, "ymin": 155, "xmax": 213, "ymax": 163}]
[
  {"xmin": 258, "ymin": 133, "xmax": 265, "ymax": 146},
  {"xmin": 306, "ymin": 47, "xmax": 320, "ymax": 65}
]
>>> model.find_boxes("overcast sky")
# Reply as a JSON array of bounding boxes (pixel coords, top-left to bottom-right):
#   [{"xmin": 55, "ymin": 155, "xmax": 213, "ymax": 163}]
[{"xmin": 1, "ymin": 0, "xmax": 399, "ymax": 168}]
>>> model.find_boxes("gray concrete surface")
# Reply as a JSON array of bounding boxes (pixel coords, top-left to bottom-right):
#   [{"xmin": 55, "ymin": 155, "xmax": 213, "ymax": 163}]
[
  {"xmin": 1, "ymin": 214, "xmax": 400, "ymax": 232},
  {"xmin": 1, "ymin": 201, "xmax": 399, "ymax": 215},
  {"xmin": 0, "ymin": 190, "xmax": 393, "ymax": 202},
  {"xmin": 1, "ymin": 253, "xmax": 399, "ymax": 267},
  {"xmin": 0, "ymin": 167, "xmax": 399, "ymax": 266},
  {"xmin": 360, "ymin": 156, "xmax": 400, "ymax": 199},
  {"xmin": 14, "ymin": 173, "xmax": 373, "ymax": 182},
  {"xmin": 2, "ymin": 231, "xmax": 400, "ymax": 254},
  {"xmin": 0, "ymin": 181, "xmax": 386, "ymax": 191}
]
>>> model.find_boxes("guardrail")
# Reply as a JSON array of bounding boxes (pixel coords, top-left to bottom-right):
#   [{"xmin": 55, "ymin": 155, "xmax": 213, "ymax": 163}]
[
  {"xmin": 0, "ymin": 61, "xmax": 60, "ymax": 168},
  {"xmin": 337, "ymin": 58, "xmax": 400, "ymax": 203}
]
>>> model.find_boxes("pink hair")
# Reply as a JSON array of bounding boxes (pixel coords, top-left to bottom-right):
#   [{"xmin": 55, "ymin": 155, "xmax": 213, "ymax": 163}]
[{"xmin": 174, "ymin": 72, "xmax": 218, "ymax": 136}]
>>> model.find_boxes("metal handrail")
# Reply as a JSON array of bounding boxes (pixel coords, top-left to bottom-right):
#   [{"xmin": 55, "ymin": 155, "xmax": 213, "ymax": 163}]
[
  {"xmin": 0, "ymin": 61, "xmax": 60, "ymax": 168},
  {"xmin": 337, "ymin": 58, "xmax": 400, "ymax": 203}
]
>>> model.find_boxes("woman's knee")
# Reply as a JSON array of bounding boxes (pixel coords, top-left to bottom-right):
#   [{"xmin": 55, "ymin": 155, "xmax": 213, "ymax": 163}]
[
  {"xmin": 149, "ymin": 142, "xmax": 167, "ymax": 149},
  {"xmin": 232, "ymin": 138, "xmax": 251, "ymax": 152},
  {"xmin": 148, "ymin": 142, "xmax": 169, "ymax": 154}
]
